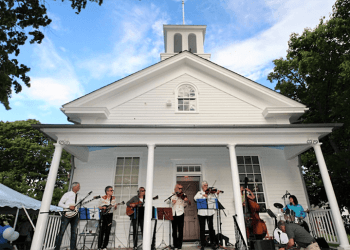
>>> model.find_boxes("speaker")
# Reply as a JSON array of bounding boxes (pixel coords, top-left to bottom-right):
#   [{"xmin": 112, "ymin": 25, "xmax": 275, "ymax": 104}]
[
  {"xmin": 253, "ymin": 239, "xmax": 275, "ymax": 250},
  {"xmin": 316, "ymin": 237, "xmax": 329, "ymax": 248}
]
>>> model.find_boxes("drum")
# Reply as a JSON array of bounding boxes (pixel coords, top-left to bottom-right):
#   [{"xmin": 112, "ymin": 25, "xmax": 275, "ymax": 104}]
[{"xmin": 273, "ymin": 228, "xmax": 289, "ymax": 244}]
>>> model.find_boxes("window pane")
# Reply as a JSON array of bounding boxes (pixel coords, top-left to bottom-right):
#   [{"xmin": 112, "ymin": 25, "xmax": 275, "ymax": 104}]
[
  {"xmin": 246, "ymin": 165, "xmax": 253, "ymax": 173},
  {"xmin": 189, "ymin": 166, "xmax": 194, "ymax": 172},
  {"xmin": 116, "ymin": 166, "xmax": 123, "ymax": 175},
  {"xmin": 117, "ymin": 158, "xmax": 124, "ymax": 166},
  {"xmin": 256, "ymin": 184, "xmax": 264, "ymax": 192},
  {"xmin": 125, "ymin": 157, "xmax": 132, "ymax": 165},
  {"xmin": 239, "ymin": 174, "xmax": 246, "ymax": 183},
  {"xmin": 184, "ymin": 105, "xmax": 189, "ymax": 111},
  {"xmin": 183, "ymin": 166, "xmax": 188, "ymax": 172},
  {"xmin": 131, "ymin": 176, "xmax": 138, "ymax": 184},
  {"xmin": 132, "ymin": 166, "xmax": 139, "ymax": 175},
  {"xmin": 254, "ymin": 174, "xmax": 262, "ymax": 182},
  {"xmin": 244, "ymin": 156, "xmax": 252, "ymax": 164},
  {"xmin": 130, "ymin": 186, "xmax": 138, "ymax": 196},
  {"xmin": 123, "ymin": 176, "xmax": 131, "ymax": 184},
  {"xmin": 195, "ymin": 166, "xmax": 201, "ymax": 172},
  {"xmin": 177, "ymin": 166, "xmax": 182, "ymax": 172},
  {"xmin": 238, "ymin": 165, "xmax": 245, "ymax": 173},
  {"xmin": 115, "ymin": 176, "xmax": 123, "ymax": 184},
  {"xmin": 178, "ymin": 99, "xmax": 183, "ymax": 105},
  {"xmin": 247, "ymin": 174, "xmax": 254, "ymax": 182},
  {"xmin": 253, "ymin": 165, "xmax": 261, "ymax": 173},
  {"xmin": 237, "ymin": 156, "xmax": 244, "ymax": 164},
  {"xmin": 178, "ymin": 105, "xmax": 183, "ymax": 111},
  {"xmin": 124, "ymin": 165, "xmax": 131, "ymax": 175},
  {"xmin": 252, "ymin": 156, "xmax": 259, "ymax": 164},
  {"xmin": 132, "ymin": 158, "xmax": 140, "ymax": 166},
  {"xmin": 257, "ymin": 193, "xmax": 265, "ymax": 202}
]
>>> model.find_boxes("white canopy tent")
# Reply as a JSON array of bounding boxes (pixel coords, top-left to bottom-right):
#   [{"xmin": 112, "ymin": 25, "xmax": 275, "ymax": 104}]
[{"xmin": 0, "ymin": 183, "xmax": 62, "ymax": 230}]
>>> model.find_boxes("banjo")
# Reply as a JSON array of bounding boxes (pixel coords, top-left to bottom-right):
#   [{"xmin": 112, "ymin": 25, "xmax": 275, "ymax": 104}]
[{"xmin": 64, "ymin": 194, "xmax": 100, "ymax": 218}]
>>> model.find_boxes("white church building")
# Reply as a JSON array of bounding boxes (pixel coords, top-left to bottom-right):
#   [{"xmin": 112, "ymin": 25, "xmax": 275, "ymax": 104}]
[{"xmin": 31, "ymin": 24, "xmax": 350, "ymax": 250}]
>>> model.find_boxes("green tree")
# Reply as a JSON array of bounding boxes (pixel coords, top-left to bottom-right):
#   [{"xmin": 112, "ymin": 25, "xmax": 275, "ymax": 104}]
[
  {"xmin": 0, "ymin": 0, "xmax": 103, "ymax": 110},
  {"xmin": 0, "ymin": 119, "xmax": 71, "ymax": 205},
  {"xmin": 268, "ymin": 0, "xmax": 350, "ymax": 211}
]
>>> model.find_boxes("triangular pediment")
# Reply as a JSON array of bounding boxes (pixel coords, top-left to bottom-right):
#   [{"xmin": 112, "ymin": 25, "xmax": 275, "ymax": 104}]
[{"xmin": 61, "ymin": 52, "xmax": 307, "ymax": 124}]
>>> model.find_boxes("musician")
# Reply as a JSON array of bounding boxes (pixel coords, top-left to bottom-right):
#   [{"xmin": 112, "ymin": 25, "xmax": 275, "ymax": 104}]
[
  {"xmin": 194, "ymin": 181, "xmax": 221, "ymax": 250},
  {"xmin": 126, "ymin": 187, "xmax": 146, "ymax": 250},
  {"xmin": 281, "ymin": 195, "xmax": 309, "ymax": 232},
  {"xmin": 240, "ymin": 186, "xmax": 255, "ymax": 206},
  {"xmin": 55, "ymin": 182, "xmax": 80, "ymax": 250},
  {"xmin": 277, "ymin": 220, "xmax": 320, "ymax": 250},
  {"xmin": 170, "ymin": 184, "xmax": 189, "ymax": 250},
  {"xmin": 98, "ymin": 186, "xmax": 118, "ymax": 250}
]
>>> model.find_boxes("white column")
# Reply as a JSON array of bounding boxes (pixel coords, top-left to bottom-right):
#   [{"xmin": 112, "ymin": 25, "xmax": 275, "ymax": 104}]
[
  {"xmin": 31, "ymin": 143, "xmax": 64, "ymax": 250},
  {"xmin": 143, "ymin": 144, "xmax": 155, "ymax": 250},
  {"xmin": 313, "ymin": 143, "xmax": 350, "ymax": 250},
  {"xmin": 228, "ymin": 144, "xmax": 247, "ymax": 244}
]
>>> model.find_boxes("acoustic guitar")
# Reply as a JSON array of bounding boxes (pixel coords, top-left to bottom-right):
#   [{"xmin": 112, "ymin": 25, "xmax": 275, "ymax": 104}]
[{"xmin": 126, "ymin": 195, "xmax": 158, "ymax": 216}]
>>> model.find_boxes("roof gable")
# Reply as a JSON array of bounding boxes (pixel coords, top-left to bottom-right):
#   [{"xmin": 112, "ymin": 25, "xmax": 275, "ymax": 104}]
[{"xmin": 61, "ymin": 51, "xmax": 307, "ymax": 124}]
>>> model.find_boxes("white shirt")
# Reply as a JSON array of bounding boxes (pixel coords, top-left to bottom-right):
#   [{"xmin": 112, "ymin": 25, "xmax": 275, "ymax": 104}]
[
  {"xmin": 58, "ymin": 191, "xmax": 78, "ymax": 209},
  {"xmin": 194, "ymin": 190, "xmax": 217, "ymax": 216},
  {"xmin": 169, "ymin": 193, "xmax": 188, "ymax": 216}
]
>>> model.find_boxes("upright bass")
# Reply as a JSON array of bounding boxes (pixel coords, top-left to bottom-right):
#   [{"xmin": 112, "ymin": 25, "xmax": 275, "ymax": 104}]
[{"xmin": 243, "ymin": 177, "xmax": 268, "ymax": 240}]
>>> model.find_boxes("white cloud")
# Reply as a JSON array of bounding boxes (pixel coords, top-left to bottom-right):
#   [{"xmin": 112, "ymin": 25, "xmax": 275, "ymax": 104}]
[
  {"xmin": 12, "ymin": 38, "xmax": 84, "ymax": 109},
  {"xmin": 210, "ymin": 0, "xmax": 335, "ymax": 81},
  {"xmin": 78, "ymin": 4, "xmax": 169, "ymax": 79}
]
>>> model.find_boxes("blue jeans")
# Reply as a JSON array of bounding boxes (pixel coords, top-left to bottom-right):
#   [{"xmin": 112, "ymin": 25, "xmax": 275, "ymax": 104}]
[{"xmin": 55, "ymin": 214, "xmax": 79, "ymax": 250}]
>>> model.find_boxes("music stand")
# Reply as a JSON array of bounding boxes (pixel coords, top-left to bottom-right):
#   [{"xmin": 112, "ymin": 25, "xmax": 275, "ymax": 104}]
[
  {"xmin": 266, "ymin": 209, "xmax": 277, "ymax": 230},
  {"xmin": 157, "ymin": 207, "xmax": 173, "ymax": 249}
]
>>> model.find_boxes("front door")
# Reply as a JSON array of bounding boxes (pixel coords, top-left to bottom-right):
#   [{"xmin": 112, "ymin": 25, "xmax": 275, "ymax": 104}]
[{"xmin": 177, "ymin": 178, "xmax": 200, "ymax": 241}]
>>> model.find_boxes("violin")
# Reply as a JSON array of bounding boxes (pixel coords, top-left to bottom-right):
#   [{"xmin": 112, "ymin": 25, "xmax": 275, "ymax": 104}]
[
  {"xmin": 205, "ymin": 187, "xmax": 224, "ymax": 194},
  {"xmin": 176, "ymin": 192, "xmax": 191, "ymax": 205}
]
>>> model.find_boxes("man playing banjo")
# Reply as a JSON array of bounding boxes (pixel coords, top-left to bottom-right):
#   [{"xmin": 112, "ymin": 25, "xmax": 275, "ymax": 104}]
[{"xmin": 55, "ymin": 182, "xmax": 81, "ymax": 250}]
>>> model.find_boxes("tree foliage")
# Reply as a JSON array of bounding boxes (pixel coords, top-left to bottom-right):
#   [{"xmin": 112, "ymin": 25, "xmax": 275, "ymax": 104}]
[
  {"xmin": 0, "ymin": 0, "xmax": 103, "ymax": 110},
  {"xmin": 268, "ymin": 0, "xmax": 350, "ymax": 211},
  {"xmin": 0, "ymin": 119, "xmax": 71, "ymax": 205}
]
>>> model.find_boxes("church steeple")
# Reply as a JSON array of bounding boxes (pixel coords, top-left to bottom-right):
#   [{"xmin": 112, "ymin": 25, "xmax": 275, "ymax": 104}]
[{"xmin": 160, "ymin": 25, "xmax": 211, "ymax": 61}]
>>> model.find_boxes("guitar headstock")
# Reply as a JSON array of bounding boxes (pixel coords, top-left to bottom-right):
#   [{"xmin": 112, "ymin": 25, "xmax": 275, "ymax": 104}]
[
  {"xmin": 93, "ymin": 195, "xmax": 101, "ymax": 199},
  {"xmin": 120, "ymin": 201, "xmax": 125, "ymax": 205},
  {"xmin": 153, "ymin": 195, "xmax": 159, "ymax": 200}
]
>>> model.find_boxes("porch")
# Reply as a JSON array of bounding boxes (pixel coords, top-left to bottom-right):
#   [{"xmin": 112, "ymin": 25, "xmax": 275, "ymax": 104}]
[{"xmin": 30, "ymin": 124, "xmax": 350, "ymax": 250}]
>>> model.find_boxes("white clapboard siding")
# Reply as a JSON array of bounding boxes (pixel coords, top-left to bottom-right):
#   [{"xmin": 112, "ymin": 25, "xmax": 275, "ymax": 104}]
[
  {"xmin": 72, "ymin": 146, "xmax": 307, "ymax": 246},
  {"xmin": 104, "ymin": 74, "xmax": 267, "ymax": 125}
]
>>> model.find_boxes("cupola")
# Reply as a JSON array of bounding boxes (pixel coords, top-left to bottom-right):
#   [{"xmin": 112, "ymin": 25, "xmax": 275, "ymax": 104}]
[{"xmin": 160, "ymin": 25, "xmax": 211, "ymax": 61}]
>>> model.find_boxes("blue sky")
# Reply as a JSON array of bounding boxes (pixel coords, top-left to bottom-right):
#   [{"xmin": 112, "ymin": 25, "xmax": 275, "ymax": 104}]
[{"xmin": 1, "ymin": 0, "xmax": 336, "ymax": 124}]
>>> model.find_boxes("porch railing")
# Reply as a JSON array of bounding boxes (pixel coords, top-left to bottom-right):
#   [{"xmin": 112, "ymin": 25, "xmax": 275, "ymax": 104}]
[
  {"xmin": 308, "ymin": 209, "xmax": 339, "ymax": 244},
  {"xmin": 42, "ymin": 215, "xmax": 70, "ymax": 250}
]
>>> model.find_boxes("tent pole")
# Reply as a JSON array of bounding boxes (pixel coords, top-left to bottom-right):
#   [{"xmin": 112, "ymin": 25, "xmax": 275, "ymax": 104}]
[
  {"xmin": 13, "ymin": 207, "xmax": 19, "ymax": 229},
  {"xmin": 22, "ymin": 205, "xmax": 36, "ymax": 230}
]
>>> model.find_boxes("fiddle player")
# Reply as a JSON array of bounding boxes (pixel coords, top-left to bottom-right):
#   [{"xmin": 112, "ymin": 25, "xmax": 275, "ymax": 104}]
[
  {"xmin": 281, "ymin": 195, "xmax": 309, "ymax": 232},
  {"xmin": 169, "ymin": 184, "xmax": 189, "ymax": 250},
  {"xmin": 277, "ymin": 220, "xmax": 320, "ymax": 250},
  {"xmin": 194, "ymin": 181, "xmax": 221, "ymax": 250},
  {"xmin": 127, "ymin": 187, "xmax": 146, "ymax": 250},
  {"xmin": 98, "ymin": 186, "xmax": 118, "ymax": 250}
]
